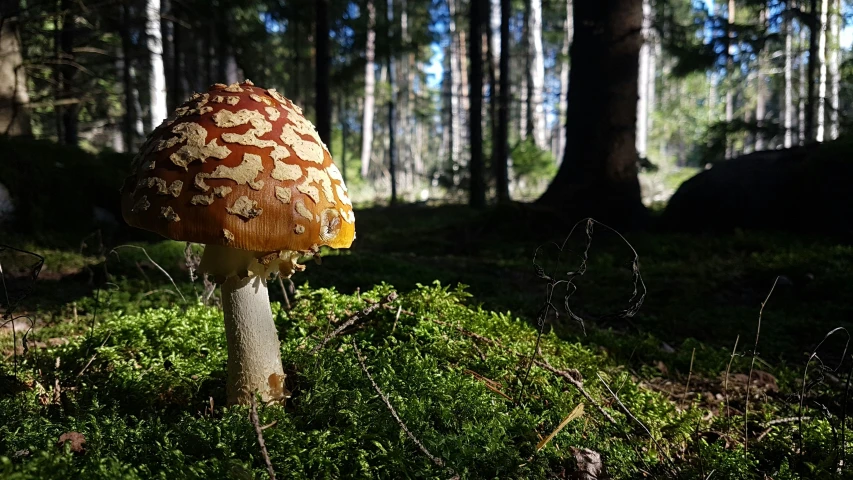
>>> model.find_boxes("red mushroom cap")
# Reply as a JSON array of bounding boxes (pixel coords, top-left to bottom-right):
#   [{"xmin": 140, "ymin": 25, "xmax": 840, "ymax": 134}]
[{"xmin": 120, "ymin": 80, "xmax": 355, "ymax": 254}]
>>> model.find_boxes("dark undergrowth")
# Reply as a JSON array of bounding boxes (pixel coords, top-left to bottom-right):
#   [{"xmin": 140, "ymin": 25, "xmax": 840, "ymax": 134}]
[{"xmin": 2, "ymin": 205, "xmax": 852, "ymax": 479}]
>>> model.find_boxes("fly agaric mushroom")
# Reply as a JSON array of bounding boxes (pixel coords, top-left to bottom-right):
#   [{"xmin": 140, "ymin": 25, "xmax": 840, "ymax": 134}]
[{"xmin": 120, "ymin": 80, "xmax": 355, "ymax": 405}]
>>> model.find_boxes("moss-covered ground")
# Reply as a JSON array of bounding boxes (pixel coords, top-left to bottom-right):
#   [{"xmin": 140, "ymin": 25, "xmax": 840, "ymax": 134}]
[{"xmin": 2, "ymin": 205, "xmax": 852, "ymax": 479}]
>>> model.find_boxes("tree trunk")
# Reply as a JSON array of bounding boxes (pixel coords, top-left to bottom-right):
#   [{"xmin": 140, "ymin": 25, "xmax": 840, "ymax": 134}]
[
  {"xmin": 528, "ymin": 0, "xmax": 546, "ymax": 150},
  {"xmin": 558, "ymin": 0, "xmax": 572, "ymax": 163},
  {"xmin": 536, "ymin": 0, "xmax": 646, "ymax": 227},
  {"xmin": 805, "ymin": 0, "xmax": 818, "ymax": 141},
  {"xmin": 360, "ymin": 0, "xmax": 376, "ymax": 179},
  {"xmin": 448, "ymin": 0, "xmax": 463, "ymax": 183},
  {"xmin": 784, "ymin": 2, "xmax": 794, "ymax": 148},
  {"xmin": 816, "ymin": 0, "xmax": 828, "ymax": 141},
  {"xmin": 828, "ymin": 0, "xmax": 839, "ymax": 140},
  {"xmin": 171, "ymin": 1, "xmax": 185, "ymax": 110},
  {"xmin": 340, "ymin": 96, "xmax": 348, "ymax": 182},
  {"xmin": 469, "ymin": 0, "xmax": 485, "ymax": 207},
  {"xmin": 799, "ymin": 22, "xmax": 807, "ymax": 144},
  {"xmin": 724, "ymin": 0, "xmax": 735, "ymax": 158},
  {"xmin": 315, "ymin": 0, "xmax": 330, "ymax": 145},
  {"xmin": 146, "ymin": 0, "xmax": 168, "ymax": 130},
  {"xmin": 487, "ymin": 0, "xmax": 499, "ymax": 170},
  {"xmin": 387, "ymin": 0, "xmax": 397, "ymax": 205},
  {"xmin": 0, "ymin": 0, "xmax": 31, "ymax": 136},
  {"xmin": 755, "ymin": 4, "xmax": 767, "ymax": 151},
  {"xmin": 635, "ymin": 0, "xmax": 651, "ymax": 158},
  {"xmin": 494, "ymin": 0, "xmax": 510, "ymax": 202}
]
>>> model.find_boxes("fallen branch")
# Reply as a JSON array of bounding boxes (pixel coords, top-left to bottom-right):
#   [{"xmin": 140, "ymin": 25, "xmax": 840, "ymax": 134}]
[
  {"xmin": 352, "ymin": 339, "xmax": 458, "ymax": 479},
  {"xmin": 249, "ymin": 395, "xmax": 276, "ymax": 480},
  {"xmin": 311, "ymin": 292, "xmax": 398, "ymax": 354}
]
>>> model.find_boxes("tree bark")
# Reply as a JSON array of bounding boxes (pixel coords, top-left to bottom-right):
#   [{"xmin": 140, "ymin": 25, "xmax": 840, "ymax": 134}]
[
  {"xmin": 799, "ymin": 21, "xmax": 807, "ymax": 144},
  {"xmin": 494, "ymin": 0, "xmax": 510, "ymax": 202},
  {"xmin": 755, "ymin": 4, "xmax": 767, "ymax": 151},
  {"xmin": 146, "ymin": 0, "xmax": 168, "ymax": 130},
  {"xmin": 805, "ymin": 0, "xmax": 818, "ymax": 141},
  {"xmin": 469, "ymin": 0, "xmax": 485, "ymax": 208},
  {"xmin": 635, "ymin": 0, "xmax": 652, "ymax": 158},
  {"xmin": 828, "ymin": 0, "xmax": 839, "ymax": 140},
  {"xmin": 536, "ymin": 0, "xmax": 646, "ymax": 227},
  {"xmin": 816, "ymin": 0, "xmax": 828, "ymax": 141},
  {"xmin": 528, "ymin": 0, "xmax": 546, "ymax": 150},
  {"xmin": 557, "ymin": 0, "xmax": 572, "ymax": 163},
  {"xmin": 784, "ymin": 1, "xmax": 794, "ymax": 148},
  {"xmin": 315, "ymin": 0, "xmax": 330, "ymax": 145},
  {"xmin": 360, "ymin": 0, "xmax": 376, "ymax": 179},
  {"xmin": 448, "ymin": 0, "xmax": 464, "ymax": 183},
  {"xmin": 387, "ymin": 0, "xmax": 397, "ymax": 205},
  {"xmin": 0, "ymin": 0, "xmax": 31, "ymax": 136},
  {"xmin": 724, "ymin": 0, "xmax": 735, "ymax": 158}
]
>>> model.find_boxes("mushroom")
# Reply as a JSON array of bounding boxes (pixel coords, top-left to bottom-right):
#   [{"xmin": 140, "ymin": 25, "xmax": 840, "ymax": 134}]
[{"xmin": 120, "ymin": 80, "xmax": 355, "ymax": 405}]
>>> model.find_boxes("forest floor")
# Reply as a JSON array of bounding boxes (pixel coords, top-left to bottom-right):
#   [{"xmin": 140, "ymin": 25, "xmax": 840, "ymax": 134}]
[{"xmin": 1, "ymin": 204, "xmax": 852, "ymax": 479}]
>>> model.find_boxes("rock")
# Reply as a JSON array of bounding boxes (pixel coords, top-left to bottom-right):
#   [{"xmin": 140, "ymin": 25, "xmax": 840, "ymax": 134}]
[{"xmin": 660, "ymin": 139, "xmax": 853, "ymax": 236}]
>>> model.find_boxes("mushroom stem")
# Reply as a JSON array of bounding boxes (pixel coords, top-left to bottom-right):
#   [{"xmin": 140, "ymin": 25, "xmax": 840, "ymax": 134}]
[{"xmin": 221, "ymin": 274, "xmax": 287, "ymax": 405}]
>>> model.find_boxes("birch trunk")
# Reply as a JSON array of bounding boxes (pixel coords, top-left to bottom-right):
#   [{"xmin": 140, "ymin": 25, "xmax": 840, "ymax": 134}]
[
  {"xmin": 784, "ymin": 2, "xmax": 794, "ymax": 148},
  {"xmin": 828, "ymin": 0, "xmax": 840, "ymax": 140},
  {"xmin": 558, "ymin": 0, "xmax": 572, "ymax": 163},
  {"xmin": 360, "ymin": 0, "xmax": 376, "ymax": 179},
  {"xmin": 529, "ymin": 0, "xmax": 546, "ymax": 150},
  {"xmin": 815, "ymin": 0, "xmax": 828, "ymax": 141},
  {"xmin": 146, "ymin": 0, "xmax": 168, "ymax": 130},
  {"xmin": 0, "ymin": 0, "xmax": 31, "ymax": 136}
]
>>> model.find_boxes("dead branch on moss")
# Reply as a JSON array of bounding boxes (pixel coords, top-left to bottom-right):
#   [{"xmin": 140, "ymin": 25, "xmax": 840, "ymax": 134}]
[
  {"xmin": 310, "ymin": 292, "xmax": 398, "ymax": 354},
  {"xmin": 352, "ymin": 338, "xmax": 458, "ymax": 480},
  {"xmin": 249, "ymin": 395, "xmax": 276, "ymax": 480}
]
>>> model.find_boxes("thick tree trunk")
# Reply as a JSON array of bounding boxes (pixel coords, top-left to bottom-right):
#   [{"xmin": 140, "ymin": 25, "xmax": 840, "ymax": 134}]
[
  {"xmin": 784, "ymin": 3, "xmax": 794, "ymax": 148},
  {"xmin": 536, "ymin": 0, "xmax": 646, "ymax": 227},
  {"xmin": 487, "ymin": 0, "xmax": 499, "ymax": 171},
  {"xmin": 828, "ymin": 0, "xmax": 839, "ymax": 140},
  {"xmin": 469, "ymin": 0, "xmax": 485, "ymax": 208},
  {"xmin": 635, "ymin": 0, "xmax": 652, "ymax": 158},
  {"xmin": 360, "ymin": 0, "xmax": 376, "ymax": 179},
  {"xmin": 816, "ymin": 0, "xmax": 828, "ymax": 141},
  {"xmin": 314, "ymin": 0, "xmax": 330, "ymax": 145},
  {"xmin": 146, "ymin": 0, "xmax": 168, "ymax": 130},
  {"xmin": 528, "ymin": 0, "xmax": 546, "ymax": 150},
  {"xmin": 0, "ymin": 0, "xmax": 31, "ymax": 136},
  {"xmin": 494, "ymin": 0, "xmax": 510, "ymax": 202}
]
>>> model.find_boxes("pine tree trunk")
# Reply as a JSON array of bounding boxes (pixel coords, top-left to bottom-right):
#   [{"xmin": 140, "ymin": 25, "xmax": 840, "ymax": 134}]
[
  {"xmin": 469, "ymin": 0, "xmax": 485, "ymax": 207},
  {"xmin": 528, "ymin": 0, "xmax": 546, "ymax": 150},
  {"xmin": 340, "ymin": 96, "xmax": 348, "ymax": 182},
  {"xmin": 387, "ymin": 0, "xmax": 398, "ymax": 205},
  {"xmin": 171, "ymin": 3, "xmax": 185, "ymax": 109},
  {"xmin": 635, "ymin": 0, "xmax": 652, "ymax": 158},
  {"xmin": 360, "ymin": 0, "xmax": 376, "ymax": 179},
  {"xmin": 448, "ymin": 0, "xmax": 463, "ymax": 183},
  {"xmin": 828, "ymin": 0, "xmax": 840, "ymax": 140},
  {"xmin": 494, "ymin": 0, "xmax": 511, "ymax": 202},
  {"xmin": 0, "ymin": 0, "xmax": 31, "ymax": 136},
  {"xmin": 805, "ymin": 0, "xmax": 819, "ymax": 141},
  {"xmin": 536, "ymin": 0, "xmax": 646, "ymax": 227},
  {"xmin": 755, "ymin": 4, "xmax": 767, "ymax": 151},
  {"xmin": 784, "ymin": 2, "xmax": 794, "ymax": 148},
  {"xmin": 799, "ymin": 22, "xmax": 807, "ymax": 144},
  {"xmin": 315, "ymin": 0, "xmax": 331, "ymax": 145},
  {"xmin": 724, "ymin": 0, "xmax": 735, "ymax": 158}
]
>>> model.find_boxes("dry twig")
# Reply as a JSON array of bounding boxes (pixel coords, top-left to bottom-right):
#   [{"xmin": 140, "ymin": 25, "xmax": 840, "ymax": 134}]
[
  {"xmin": 249, "ymin": 395, "xmax": 276, "ymax": 480},
  {"xmin": 352, "ymin": 339, "xmax": 458, "ymax": 479},
  {"xmin": 311, "ymin": 292, "xmax": 398, "ymax": 354}
]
